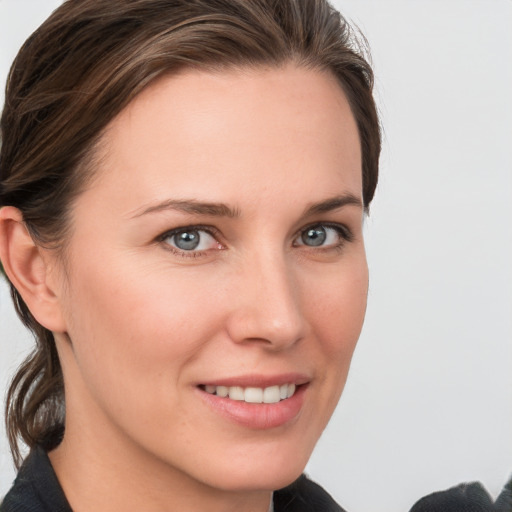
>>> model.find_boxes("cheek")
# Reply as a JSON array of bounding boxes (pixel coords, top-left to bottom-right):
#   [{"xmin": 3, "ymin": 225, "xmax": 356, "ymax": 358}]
[
  {"xmin": 305, "ymin": 257, "xmax": 368, "ymax": 357},
  {"xmin": 293, "ymin": 256, "xmax": 368, "ymax": 434},
  {"xmin": 61, "ymin": 256, "xmax": 224, "ymax": 404}
]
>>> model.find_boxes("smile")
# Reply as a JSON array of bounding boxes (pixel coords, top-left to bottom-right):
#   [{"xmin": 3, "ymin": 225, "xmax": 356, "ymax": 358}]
[{"xmin": 200, "ymin": 383, "xmax": 296, "ymax": 404}]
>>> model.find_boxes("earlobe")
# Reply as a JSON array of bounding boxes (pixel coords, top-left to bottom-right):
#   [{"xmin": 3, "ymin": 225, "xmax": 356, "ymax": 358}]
[{"xmin": 0, "ymin": 206, "xmax": 67, "ymax": 333}]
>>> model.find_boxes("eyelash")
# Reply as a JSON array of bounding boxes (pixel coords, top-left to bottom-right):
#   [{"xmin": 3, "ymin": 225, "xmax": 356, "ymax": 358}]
[
  {"xmin": 294, "ymin": 222, "xmax": 354, "ymax": 251},
  {"xmin": 158, "ymin": 224, "xmax": 222, "ymax": 259},
  {"xmin": 158, "ymin": 222, "xmax": 354, "ymax": 258}
]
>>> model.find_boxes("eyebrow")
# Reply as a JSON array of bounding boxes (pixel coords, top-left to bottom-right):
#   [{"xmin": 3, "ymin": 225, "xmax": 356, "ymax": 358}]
[
  {"xmin": 303, "ymin": 193, "xmax": 363, "ymax": 216},
  {"xmin": 130, "ymin": 193, "xmax": 362, "ymax": 219},
  {"xmin": 130, "ymin": 199, "xmax": 241, "ymax": 219}
]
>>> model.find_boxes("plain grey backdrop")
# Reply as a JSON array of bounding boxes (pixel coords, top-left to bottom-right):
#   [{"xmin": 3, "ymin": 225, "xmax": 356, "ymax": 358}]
[{"xmin": 1, "ymin": 1, "xmax": 511, "ymax": 511}]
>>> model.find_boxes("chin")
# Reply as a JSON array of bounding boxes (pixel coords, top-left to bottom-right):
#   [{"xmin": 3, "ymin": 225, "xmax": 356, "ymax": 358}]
[
  {"xmin": 197, "ymin": 444, "xmax": 312, "ymax": 492},
  {"xmin": 209, "ymin": 467, "xmax": 305, "ymax": 493}
]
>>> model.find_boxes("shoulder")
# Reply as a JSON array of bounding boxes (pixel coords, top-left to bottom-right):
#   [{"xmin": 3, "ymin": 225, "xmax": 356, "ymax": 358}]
[
  {"xmin": 1, "ymin": 447, "xmax": 71, "ymax": 512},
  {"xmin": 274, "ymin": 474, "xmax": 347, "ymax": 512},
  {"xmin": 409, "ymin": 477, "xmax": 512, "ymax": 512},
  {"xmin": 1, "ymin": 451, "xmax": 40, "ymax": 512}
]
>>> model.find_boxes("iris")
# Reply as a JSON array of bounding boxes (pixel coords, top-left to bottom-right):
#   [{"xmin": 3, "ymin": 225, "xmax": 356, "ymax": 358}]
[
  {"xmin": 301, "ymin": 226, "xmax": 326, "ymax": 246},
  {"xmin": 174, "ymin": 230, "xmax": 200, "ymax": 250}
]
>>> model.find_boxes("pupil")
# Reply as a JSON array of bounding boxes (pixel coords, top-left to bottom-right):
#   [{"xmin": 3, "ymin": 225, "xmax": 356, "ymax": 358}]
[
  {"xmin": 302, "ymin": 226, "xmax": 326, "ymax": 246},
  {"xmin": 175, "ymin": 231, "xmax": 200, "ymax": 250}
]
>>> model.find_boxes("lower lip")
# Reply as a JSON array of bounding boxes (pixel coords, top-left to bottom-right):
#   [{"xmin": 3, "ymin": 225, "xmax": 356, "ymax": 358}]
[{"xmin": 197, "ymin": 384, "xmax": 307, "ymax": 430}]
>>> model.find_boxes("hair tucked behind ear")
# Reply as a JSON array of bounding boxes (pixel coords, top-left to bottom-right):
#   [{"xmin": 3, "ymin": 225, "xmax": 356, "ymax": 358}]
[{"xmin": 0, "ymin": 0, "xmax": 380, "ymax": 468}]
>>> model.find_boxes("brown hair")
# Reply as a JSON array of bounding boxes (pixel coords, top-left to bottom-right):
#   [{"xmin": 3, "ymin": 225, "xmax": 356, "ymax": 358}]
[{"xmin": 0, "ymin": 0, "xmax": 381, "ymax": 468}]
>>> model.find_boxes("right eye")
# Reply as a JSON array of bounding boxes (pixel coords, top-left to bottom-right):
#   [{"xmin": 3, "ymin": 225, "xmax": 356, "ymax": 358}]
[{"xmin": 161, "ymin": 227, "xmax": 223, "ymax": 255}]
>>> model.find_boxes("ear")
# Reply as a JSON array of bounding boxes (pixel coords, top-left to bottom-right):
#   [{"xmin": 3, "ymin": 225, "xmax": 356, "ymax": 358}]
[{"xmin": 0, "ymin": 206, "xmax": 67, "ymax": 333}]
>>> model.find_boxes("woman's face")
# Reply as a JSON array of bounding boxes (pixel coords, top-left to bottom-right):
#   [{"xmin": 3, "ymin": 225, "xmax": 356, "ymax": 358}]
[{"xmin": 52, "ymin": 64, "xmax": 368, "ymax": 492}]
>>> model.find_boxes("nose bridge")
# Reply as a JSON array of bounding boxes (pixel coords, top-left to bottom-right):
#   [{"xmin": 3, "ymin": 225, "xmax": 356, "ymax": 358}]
[{"xmin": 227, "ymin": 246, "xmax": 305, "ymax": 348}]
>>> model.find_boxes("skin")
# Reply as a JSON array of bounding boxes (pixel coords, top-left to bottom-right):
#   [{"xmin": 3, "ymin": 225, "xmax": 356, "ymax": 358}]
[{"xmin": 0, "ymin": 64, "xmax": 368, "ymax": 512}]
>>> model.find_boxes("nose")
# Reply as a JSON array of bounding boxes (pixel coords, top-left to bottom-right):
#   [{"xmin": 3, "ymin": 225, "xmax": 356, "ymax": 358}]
[{"xmin": 225, "ymin": 252, "xmax": 306, "ymax": 350}]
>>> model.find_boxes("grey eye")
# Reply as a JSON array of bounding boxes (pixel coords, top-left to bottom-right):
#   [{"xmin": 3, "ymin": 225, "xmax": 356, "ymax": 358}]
[
  {"xmin": 295, "ymin": 224, "xmax": 348, "ymax": 248},
  {"xmin": 163, "ymin": 228, "xmax": 219, "ymax": 252},
  {"xmin": 301, "ymin": 226, "xmax": 327, "ymax": 246},
  {"xmin": 173, "ymin": 230, "xmax": 201, "ymax": 250}
]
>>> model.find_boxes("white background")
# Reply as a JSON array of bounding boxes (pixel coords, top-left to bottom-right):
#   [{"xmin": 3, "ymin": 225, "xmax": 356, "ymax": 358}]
[{"xmin": 1, "ymin": 1, "xmax": 511, "ymax": 511}]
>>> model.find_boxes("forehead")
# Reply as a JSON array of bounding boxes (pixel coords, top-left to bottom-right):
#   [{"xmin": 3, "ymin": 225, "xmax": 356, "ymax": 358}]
[{"xmin": 82, "ymin": 64, "xmax": 362, "ymax": 215}]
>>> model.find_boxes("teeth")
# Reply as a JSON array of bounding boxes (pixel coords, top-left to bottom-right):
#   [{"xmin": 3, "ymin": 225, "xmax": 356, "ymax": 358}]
[
  {"xmin": 217, "ymin": 385, "xmax": 228, "ymax": 398},
  {"xmin": 263, "ymin": 385, "xmax": 280, "ymax": 403},
  {"xmin": 244, "ymin": 387, "xmax": 263, "ymax": 403},
  {"xmin": 203, "ymin": 383, "xmax": 298, "ymax": 403},
  {"xmin": 228, "ymin": 386, "xmax": 244, "ymax": 401}
]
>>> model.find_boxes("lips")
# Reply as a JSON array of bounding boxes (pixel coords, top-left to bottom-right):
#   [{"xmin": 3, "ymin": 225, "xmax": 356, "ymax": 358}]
[{"xmin": 196, "ymin": 374, "xmax": 309, "ymax": 429}]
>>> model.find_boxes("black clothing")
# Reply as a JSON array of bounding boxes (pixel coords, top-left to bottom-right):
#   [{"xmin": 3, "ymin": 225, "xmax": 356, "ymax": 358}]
[
  {"xmin": 1, "ymin": 447, "xmax": 70, "ymax": 512},
  {"xmin": 409, "ymin": 479, "xmax": 512, "ymax": 512},
  {"xmin": 274, "ymin": 474, "xmax": 346, "ymax": 511},
  {"xmin": 0, "ymin": 446, "xmax": 345, "ymax": 511}
]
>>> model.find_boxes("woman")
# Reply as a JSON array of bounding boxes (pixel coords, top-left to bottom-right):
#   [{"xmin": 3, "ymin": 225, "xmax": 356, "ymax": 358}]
[
  {"xmin": 0, "ymin": 0, "xmax": 379, "ymax": 510},
  {"xmin": 2, "ymin": 1, "xmax": 512, "ymax": 511}
]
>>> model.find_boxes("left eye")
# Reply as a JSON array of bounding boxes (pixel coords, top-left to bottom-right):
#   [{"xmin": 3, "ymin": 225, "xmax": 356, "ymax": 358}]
[
  {"xmin": 163, "ymin": 228, "xmax": 219, "ymax": 252},
  {"xmin": 295, "ymin": 225, "xmax": 345, "ymax": 247}
]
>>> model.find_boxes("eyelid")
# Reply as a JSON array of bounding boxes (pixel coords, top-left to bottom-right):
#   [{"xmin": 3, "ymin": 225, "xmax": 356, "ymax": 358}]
[
  {"xmin": 159, "ymin": 224, "xmax": 221, "ymax": 240},
  {"xmin": 157, "ymin": 224, "xmax": 224, "ymax": 256},
  {"xmin": 293, "ymin": 222, "xmax": 354, "ymax": 247}
]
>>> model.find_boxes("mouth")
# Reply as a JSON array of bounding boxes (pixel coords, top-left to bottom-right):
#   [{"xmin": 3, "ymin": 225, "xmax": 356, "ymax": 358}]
[
  {"xmin": 196, "ymin": 377, "xmax": 309, "ymax": 429},
  {"xmin": 198, "ymin": 383, "xmax": 298, "ymax": 404}
]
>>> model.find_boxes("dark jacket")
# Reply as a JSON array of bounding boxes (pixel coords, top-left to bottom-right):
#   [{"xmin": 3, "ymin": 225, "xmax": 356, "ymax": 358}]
[
  {"xmin": 409, "ymin": 478, "xmax": 512, "ymax": 512},
  {"xmin": 0, "ymin": 446, "xmax": 345, "ymax": 512}
]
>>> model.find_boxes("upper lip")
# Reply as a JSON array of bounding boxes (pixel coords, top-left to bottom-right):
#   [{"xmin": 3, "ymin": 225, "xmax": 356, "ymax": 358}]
[{"xmin": 199, "ymin": 373, "xmax": 310, "ymax": 388}]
